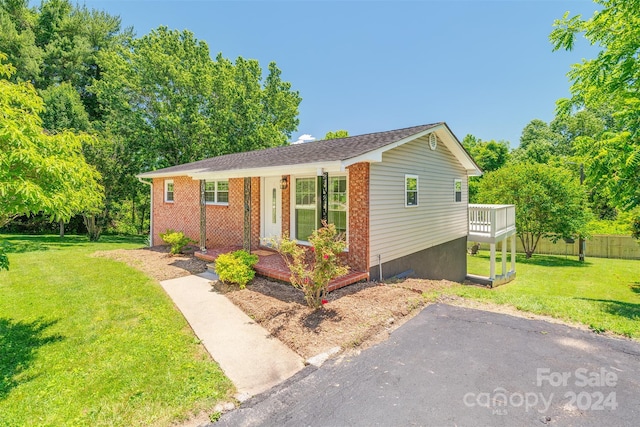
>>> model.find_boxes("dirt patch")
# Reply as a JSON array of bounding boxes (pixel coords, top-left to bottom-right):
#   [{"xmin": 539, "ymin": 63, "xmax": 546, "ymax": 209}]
[
  {"xmin": 93, "ymin": 245, "xmax": 208, "ymax": 281},
  {"xmin": 214, "ymin": 277, "xmax": 458, "ymax": 359},
  {"xmin": 94, "ymin": 245, "xmax": 458, "ymax": 359}
]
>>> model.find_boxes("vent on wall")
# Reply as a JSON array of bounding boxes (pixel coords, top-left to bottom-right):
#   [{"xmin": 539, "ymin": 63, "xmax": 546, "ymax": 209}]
[{"xmin": 428, "ymin": 133, "xmax": 437, "ymax": 151}]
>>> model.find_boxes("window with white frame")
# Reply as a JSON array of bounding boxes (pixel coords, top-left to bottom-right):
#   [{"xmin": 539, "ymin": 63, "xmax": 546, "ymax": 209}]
[
  {"xmin": 329, "ymin": 176, "xmax": 347, "ymax": 235},
  {"xmin": 293, "ymin": 175, "xmax": 348, "ymax": 241},
  {"xmin": 405, "ymin": 174, "xmax": 418, "ymax": 207},
  {"xmin": 454, "ymin": 179, "xmax": 462, "ymax": 202},
  {"xmin": 295, "ymin": 177, "xmax": 316, "ymax": 241},
  {"xmin": 204, "ymin": 180, "xmax": 229, "ymax": 205},
  {"xmin": 165, "ymin": 179, "xmax": 174, "ymax": 203}
]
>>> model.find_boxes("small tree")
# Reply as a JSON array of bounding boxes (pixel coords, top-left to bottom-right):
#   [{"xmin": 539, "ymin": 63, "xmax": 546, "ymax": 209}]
[
  {"xmin": 477, "ymin": 163, "xmax": 590, "ymax": 258},
  {"xmin": 276, "ymin": 222, "xmax": 349, "ymax": 309}
]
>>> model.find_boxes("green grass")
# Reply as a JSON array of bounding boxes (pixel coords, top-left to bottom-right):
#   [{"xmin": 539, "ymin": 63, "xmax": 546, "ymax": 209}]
[
  {"xmin": 450, "ymin": 252, "xmax": 640, "ymax": 338},
  {"xmin": 0, "ymin": 234, "xmax": 233, "ymax": 427}
]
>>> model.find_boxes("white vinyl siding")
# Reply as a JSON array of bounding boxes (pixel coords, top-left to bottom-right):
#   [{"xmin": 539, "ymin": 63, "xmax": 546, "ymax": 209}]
[{"xmin": 369, "ymin": 134, "xmax": 469, "ymax": 267}]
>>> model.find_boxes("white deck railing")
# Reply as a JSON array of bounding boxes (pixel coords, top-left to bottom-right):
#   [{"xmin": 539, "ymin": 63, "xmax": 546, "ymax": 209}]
[{"xmin": 469, "ymin": 204, "xmax": 516, "ymax": 242}]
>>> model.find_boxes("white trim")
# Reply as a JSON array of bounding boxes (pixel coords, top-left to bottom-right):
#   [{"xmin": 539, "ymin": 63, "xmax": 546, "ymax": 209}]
[
  {"xmin": 190, "ymin": 161, "xmax": 343, "ymax": 181},
  {"xmin": 164, "ymin": 179, "xmax": 174, "ymax": 203},
  {"xmin": 405, "ymin": 174, "xmax": 419, "ymax": 207}
]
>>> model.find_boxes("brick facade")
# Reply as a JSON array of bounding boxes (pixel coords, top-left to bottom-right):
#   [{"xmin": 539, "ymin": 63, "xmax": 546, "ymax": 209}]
[
  {"xmin": 153, "ymin": 176, "xmax": 261, "ymax": 249},
  {"xmin": 345, "ymin": 162, "xmax": 370, "ymax": 272},
  {"xmin": 281, "ymin": 175, "xmax": 291, "ymax": 237},
  {"xmin": 152, "ymin": 176, "xmax": 201, "ymax": 246},
  {"xmin": 152, "ymin": 167, "xmax": 370, "ymax": 274}
]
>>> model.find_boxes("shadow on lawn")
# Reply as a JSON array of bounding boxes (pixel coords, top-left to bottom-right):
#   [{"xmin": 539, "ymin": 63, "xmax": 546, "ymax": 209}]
[
  {"xmin": 575, "ymin": 298, "xmax": 640, "ymax": 324},
  {"xmin": 631, "ymin": 283, "xmax": 640, "ymax": 295},
  {"xmin": 472, "ymin": 253, "xmax": 592, "ymax": 268},
  {"xmin": 0, "ymin": 318, "xmax": 64, "ymax": 400}
]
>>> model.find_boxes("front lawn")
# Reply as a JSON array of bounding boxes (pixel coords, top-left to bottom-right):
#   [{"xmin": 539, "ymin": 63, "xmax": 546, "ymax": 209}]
[
  {"xmin": 0, "ymin": 234, "xmax": 233, "ymax": 426},
  {"xmin": 450, "ymin": 252, "xmax": 640, "ymax": 338}
]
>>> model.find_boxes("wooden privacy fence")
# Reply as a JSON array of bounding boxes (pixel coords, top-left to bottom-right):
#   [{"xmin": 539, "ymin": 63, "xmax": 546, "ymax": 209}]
[{"xmin": 476, "ymin": 235, "xmax": 640, "ymax": 260}]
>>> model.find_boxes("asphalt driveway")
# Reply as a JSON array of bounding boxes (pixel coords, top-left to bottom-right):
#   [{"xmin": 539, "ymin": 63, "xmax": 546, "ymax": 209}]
[{"xmin": 216, "ymin": 304, "xmax": 640, "ymax": 426}]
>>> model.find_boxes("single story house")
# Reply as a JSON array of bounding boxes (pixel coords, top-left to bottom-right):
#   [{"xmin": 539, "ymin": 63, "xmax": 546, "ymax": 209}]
[{"xmin": 137, "ymin": 122, "xmax": 482, "ymax": 283}]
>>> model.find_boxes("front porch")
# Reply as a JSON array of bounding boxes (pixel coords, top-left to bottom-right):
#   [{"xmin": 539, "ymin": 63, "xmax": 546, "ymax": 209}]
[
  {"xmin": 468, "ymin": 204, "xmax": 517, "ymax": 287},
  {"xmin": 195, "ymin": 247, "xmax": 370, "ymax": 292}
]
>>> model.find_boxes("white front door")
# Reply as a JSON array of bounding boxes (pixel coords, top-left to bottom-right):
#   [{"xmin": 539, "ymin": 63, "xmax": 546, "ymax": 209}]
[{"xmin": 262, "ymin": 176, "xmax": 282, "ymax": 244}]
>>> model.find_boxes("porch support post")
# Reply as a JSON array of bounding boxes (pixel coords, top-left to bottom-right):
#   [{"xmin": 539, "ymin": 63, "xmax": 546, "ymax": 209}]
[
  {"xmin": 511, "ymin": 234, "xmax": 516, "ymax": 273},
  {"xmin": 317, "ymin": 171, "xmax": 328, "ymax": 228},
  {"xmin": 243, "ymin": 177, "xmax": 251, "ymax": 252},
  {"xmin": 501, "ymin": 238, "xmax": 507, "ymax": 277},
  {"xmin": 489, "ymin": 243, "xmax": 496, "ymax": 280},
  {"xmin": 199, "ymin": 179, "xmax": 206, "ymax": 252}
]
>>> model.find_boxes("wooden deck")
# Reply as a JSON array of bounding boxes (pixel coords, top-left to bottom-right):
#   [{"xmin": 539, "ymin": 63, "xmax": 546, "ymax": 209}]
[{"xmin": 195, "ymin": 247, "xmax": 369, "ymax": 292}]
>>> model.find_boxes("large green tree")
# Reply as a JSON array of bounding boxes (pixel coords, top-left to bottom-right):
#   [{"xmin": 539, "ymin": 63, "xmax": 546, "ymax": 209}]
[
  {"xmin": 462, "ymin": 134, "xmax": 510, "ymax": 202},
  {"xmin": 93, "ymin": 26, "xmax": 302, "ymax": 170},
  {"xmin": 551, "ymin": 0, "xmax": 640, "ymax": 210},
  {"xmin": 0, "ymin": 56, "xmax": 103, "ymax": 266},
  {"xmin": 476, "ymin": 163, "xmax": 590, "ymax": 258}
]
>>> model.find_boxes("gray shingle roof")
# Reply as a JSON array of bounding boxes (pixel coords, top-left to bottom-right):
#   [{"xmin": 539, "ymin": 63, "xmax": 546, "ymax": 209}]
[{"xmin": 139, "ymin": 123, "xmax": 442, "ymax": 177}]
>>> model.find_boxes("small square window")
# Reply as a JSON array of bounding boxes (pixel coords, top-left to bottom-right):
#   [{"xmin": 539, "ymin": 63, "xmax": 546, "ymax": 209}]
[
  {"xmin": 454, "ymin": 179, "xmax": 462, "ymax": 203},
  {"xmin": 405, "ymin": 175, "xmax": 418, "ymax": 207},
  {"xmin": 165, "ymin": 180, "xmax": 174, "ymax": 203}
]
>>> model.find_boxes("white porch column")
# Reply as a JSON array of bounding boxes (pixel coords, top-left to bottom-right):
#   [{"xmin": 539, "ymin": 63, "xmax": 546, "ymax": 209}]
[
  {"xmin": 511, "ymin": 234, "xmax": 516, "ymax": 273},
  {"xmin": 489, "ymin": 243, "xmax": 496, "ymax": 280},
  {"xmin": 501, "ymin": 239, "xmax": 507, "ymax": 277}
]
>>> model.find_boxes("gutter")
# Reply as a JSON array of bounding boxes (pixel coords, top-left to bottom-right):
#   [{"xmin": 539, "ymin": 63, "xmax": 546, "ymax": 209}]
[{"xmin": 137, "ymin": 177, "xmax": 153, "ymax": 247}]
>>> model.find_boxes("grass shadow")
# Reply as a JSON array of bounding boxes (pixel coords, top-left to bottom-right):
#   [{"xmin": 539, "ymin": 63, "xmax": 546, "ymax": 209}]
[
  {"xmin": 471, "ymin": 252, "xmax": 592, "ymax": 268},
  {"xmin": 575, "ymin": 298, "xmax": 640, "ymax": 323},
  {"xmin": 0, "ymin": 318, "xmax": 64, "ymax": 400},
  {"xmin": 631, "ymin": 283, "xmax": 640, "ymax": 294}
]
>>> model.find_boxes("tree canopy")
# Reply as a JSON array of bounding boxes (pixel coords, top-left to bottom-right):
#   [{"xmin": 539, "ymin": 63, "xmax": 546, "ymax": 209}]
[
  {"xmin": 93, "ymin": 26, "xmax": 302, "ymax": 170},
  {"xmin": 0, "ymin": 55, "xmax": 103, "ymax": 230},
  {"xmin": 324, "ymin": 130, "xmax": 349, "ymax": 140},
  {"xmin": 0, "ymin": 1, "xmax": 302, "ymax": 240},
  {"xmin": 550, "ymin": 0, "xmax": 640, "ymax": 210},
  {"xmin": 476, "ymin": 163, "xmax": 590, "ymax": 257}
]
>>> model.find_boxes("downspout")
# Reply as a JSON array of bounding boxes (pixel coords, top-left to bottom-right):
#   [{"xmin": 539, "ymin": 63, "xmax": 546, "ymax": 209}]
[{"xmin": 137, "ymin": 177, "xmax": 153, "ymax": 247}]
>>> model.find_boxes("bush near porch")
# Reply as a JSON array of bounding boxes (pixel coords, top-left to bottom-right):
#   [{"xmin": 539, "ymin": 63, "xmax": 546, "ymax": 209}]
[{"xmin": 451, "ymin": 253, "xmax": 640, "ymax": 339}]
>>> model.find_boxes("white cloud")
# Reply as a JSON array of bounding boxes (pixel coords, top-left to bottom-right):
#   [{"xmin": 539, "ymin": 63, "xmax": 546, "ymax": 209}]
[{"xmin": 292, "ymin": 134, "xmax": 316, "ymax": 144}]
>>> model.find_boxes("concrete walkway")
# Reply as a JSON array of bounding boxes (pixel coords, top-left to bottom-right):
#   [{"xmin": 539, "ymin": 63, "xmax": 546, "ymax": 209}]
[{"xmin": 160, "ymin": 272, "xmax": 305, "ymax": 399}]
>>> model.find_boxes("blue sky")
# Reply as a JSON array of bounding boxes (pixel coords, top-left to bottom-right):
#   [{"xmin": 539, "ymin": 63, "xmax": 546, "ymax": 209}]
[{"xmin": 81, "ymin": 0, "xmax": 598, "ymax": 147}]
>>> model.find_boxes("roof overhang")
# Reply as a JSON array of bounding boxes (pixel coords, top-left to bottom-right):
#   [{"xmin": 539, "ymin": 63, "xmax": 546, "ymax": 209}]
[
  {"xmin": 342, "ymin": 123, "xmax": 482, "ymax": 176},
  {"xmin": 137, "ymin": 161, "xmax": 344, "ymax": 181}
]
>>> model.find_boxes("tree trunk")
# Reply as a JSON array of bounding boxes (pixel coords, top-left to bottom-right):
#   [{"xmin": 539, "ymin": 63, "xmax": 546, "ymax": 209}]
[
  {"xmin": 59, "ymin": 220, "xmax": 64, "ymax": 238},
  {"xmin": 83, "ymin": 214, "xmax": 102, "ymax": 241}
]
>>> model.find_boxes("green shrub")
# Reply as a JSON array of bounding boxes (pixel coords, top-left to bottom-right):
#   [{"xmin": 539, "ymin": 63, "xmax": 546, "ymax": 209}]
[
  {"xmin": 215, "ymin": 250, "xmax": 259, "ymax": 289},
  {"xmin": 159, "ymin": 229, "xmax": 195, "ymax": 255},
  {"xmin": 276, "ymin": 221, "xmax": 349, "ymax": 309}
]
